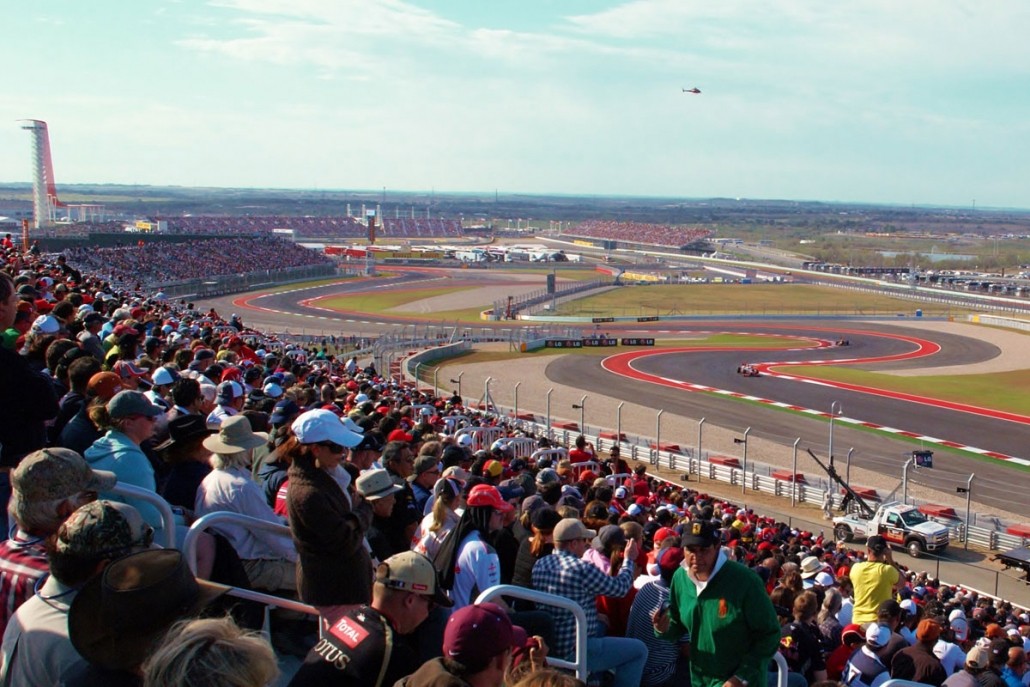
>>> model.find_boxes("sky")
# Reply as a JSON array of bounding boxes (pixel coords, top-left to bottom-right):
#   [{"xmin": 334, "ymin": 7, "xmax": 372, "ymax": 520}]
[{"xmin": 2, "ymin": 1, "xmax": 1030, "ymax": 208}]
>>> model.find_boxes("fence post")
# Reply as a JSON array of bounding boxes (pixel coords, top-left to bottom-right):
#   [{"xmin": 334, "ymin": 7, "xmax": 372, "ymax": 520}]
[
  {"xmin": 791, "ymin": 438, "xmax": 800, "ymax": 508},
  {"xmin": 697, "ymin": 417, "xmax": 705, "ymax": 481},
  {"xmin": 654, "ymin": 409, "xmax": 664, "ymax": 466}
]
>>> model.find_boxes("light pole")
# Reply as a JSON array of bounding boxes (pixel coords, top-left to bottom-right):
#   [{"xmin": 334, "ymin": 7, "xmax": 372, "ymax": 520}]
[
  {"xmin": 433, "ymin": 367, "xmax": 440, "ymax": 397},
  {"xmin": 483, "ymin": 376, "xmax": 493, "ymax": 414},
  {"xmin": 513, "ymin": 382, "xmax": 521, "ymax": 424},
  {"xmin": 829, "ymin": 401, "xmax": 842, "ymax": 463},
  {"xmin": 616, "ymin": 402, "xmax": 624, "ymax": 446},
  {"xmin": 901, "ymin": 455, "xmax": 915, "ymax": 504},
  {"xmin": 734, "ymin": 427, "xmax": 750, "ymax": 495},
  {"xmin": 697, "ymin": 417, "xmax": 706, "ymax": 481},
  {"xmin": 545, "ymin": 388, "xmax": 553, "ymax": 440},
  {"xmin": 655, "ymin": 409, "xmax": 665, "ymax": 467},
  {"xmin": 846, "ymin": 447, "xmax": 854, "ymax": 484},
  {"xmin": 571, "ymin": 395, "xmax": 587, "ymax": 434},
  {"xmin": 791, "ymin": 437, "xmax": 801, "ymax": 507}
]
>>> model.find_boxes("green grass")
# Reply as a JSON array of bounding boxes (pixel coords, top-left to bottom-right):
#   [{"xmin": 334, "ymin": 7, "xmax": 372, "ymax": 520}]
[
  {"xmin": 316, "ymin": 286, "xmax": 470, "ymax": 312},
  {"xmin": 553, "ymin": 284, "xmax": 970, "ymax": 316},
  {"xmin": 780, "ymin": 365, "xmax": 1030, "ymax": 415}
]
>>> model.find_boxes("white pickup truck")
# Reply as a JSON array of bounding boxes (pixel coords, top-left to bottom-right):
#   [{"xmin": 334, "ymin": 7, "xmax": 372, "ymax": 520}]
[{"xmin": 833, "ymin": 502, "xmax": 950, "ymax": 558}]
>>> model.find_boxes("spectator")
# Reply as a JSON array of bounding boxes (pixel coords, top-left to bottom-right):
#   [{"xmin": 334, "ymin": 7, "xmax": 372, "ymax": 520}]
[
  {"xmin": 67, "ymin": 549, "xmax": 229, "ymax": 684},
  {"xmin": 437, "ymin": 484, "xmax": 511, "ymax": 610},
  {"xmin": 57, "ymin": 370, "xmax": 123, "ymax": 455},
  {"xmin": 379, "ymin": 441, "xmax": 421, "ymax": 556},
  {"xmin": 532, "ymin": 518, "xmax": 646, "ymax": 687},
  {"xmin": 0, "ymin": 272, "xmax": 60, "ymax": 532},
  {"xmin": 850, "ymin": 535, "xmax": 902, "ymax": 625},
  {"xmin": 781, "ymin": 589, "xmax": 829, "ymax": 684},
  {"xmin": 0, "ymin": 448, "xmax": 115, "ymax": 636},
  {"xmin": 83, "ymin": 390, "xmax": 166, "ymax": 535},
  {"xmin": 194, "ymin": 415, "xmax": 297, "ymax": 594},
  {"xmin": 827, "ymin": 624, "xmax": 866, "ymax": 681},
  {"xmin": 412, "ymin": 477, "xmax": 463, "ymax": 561},
  {"xmin": 891, "ymin": 618, "xmax": 947, "ymax": 686},
  {"xmin": 978, "ymin": 639, "xmax": 1012, "ymax": 687},
  {"xmin": 141, "ymin": 616, "xmax": 278, "ymax": 687},
  {"xmin": 653, "ymin": 519, "xmax": 780, "ymax": 687},
  {"xmin": 1000, "ymin": 645, "xmax": 1026, "ymax": 687},
  {"xmin": 842, "ymin": 623, "xmax": 892, "ymax": 687},
  {"xmin": 289, "ymin": 550, "xmax": 452, "ymax": 686},
  {"xmin": 397, "ymin": 602, "xmax": 524, "ymax": 687},
  {"xmin": 0, "ymin": 500, "xmax": 152, "ymax": 684},
  {"xmin": 512, "ymin": 507, "xmax": 561, "ymax": 591},
  {"xmin": 358, "ymin": 468, "xmax": 405, "ymax": 563},
  {"xmin": 410, "ymin": 454, "xmax": 440, "ymax": 516},
  {"xmin": 286, "ymin": 409, "xmax": 370, "ymax": 606},
  {"xmin": 155, "ymin": 414, "xmax": 213, "ymax": 514},
  {"xmin": 942, "ymin": 646, "xmax": 988, "ymax": 687},
  {"xmin": 626, "ymin": 546, "xmax": 690, "ymax": 687}
]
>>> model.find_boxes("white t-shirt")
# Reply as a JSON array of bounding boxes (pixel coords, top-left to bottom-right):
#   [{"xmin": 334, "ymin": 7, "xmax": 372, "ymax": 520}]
[
  {"xmin": 933, "ymin": 640, "xmax": 965, "ymax": 676},
  {"xmin": 450, "ymin": 531, "xmax": 500, "ymax": 610}
]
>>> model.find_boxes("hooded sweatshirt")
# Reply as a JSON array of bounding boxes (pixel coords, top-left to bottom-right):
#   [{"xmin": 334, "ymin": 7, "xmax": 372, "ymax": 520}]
[
  {"xmin": 83, "ymin": 429, "xmax": 163, "ymax": 532},
  {"xmin": 395, "ymin": 657, "xmax": 471, "ymax": 687}
]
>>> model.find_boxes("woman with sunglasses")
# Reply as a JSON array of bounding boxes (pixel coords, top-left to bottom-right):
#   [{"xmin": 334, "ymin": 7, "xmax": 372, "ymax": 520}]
[{"xmin": 284, "ymin": 409, "xmax": 371, "ymax": 606}]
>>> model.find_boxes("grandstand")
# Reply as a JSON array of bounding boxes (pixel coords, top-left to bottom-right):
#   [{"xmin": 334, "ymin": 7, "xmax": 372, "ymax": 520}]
[{"xmin": 563, "ymin": 220, "xmax": 713, "ymax": 249}]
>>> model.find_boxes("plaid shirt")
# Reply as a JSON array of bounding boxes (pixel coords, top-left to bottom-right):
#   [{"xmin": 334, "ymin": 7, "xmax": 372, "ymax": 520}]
[
  {"xmin": 531, "ymin": 548, "xmax": 634, "ymax": 659},
  {"xmin": 0, "ymin": 530, "xmax": 49, "ymax": 638}
]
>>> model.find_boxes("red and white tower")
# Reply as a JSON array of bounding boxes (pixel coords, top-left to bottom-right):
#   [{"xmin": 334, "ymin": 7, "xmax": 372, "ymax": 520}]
[{"xmin": 19, "ymin": 119, "xmax": 64, "ymax": 229}]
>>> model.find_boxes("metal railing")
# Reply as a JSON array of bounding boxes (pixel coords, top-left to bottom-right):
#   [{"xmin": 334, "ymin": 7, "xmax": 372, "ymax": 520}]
[
  {"xmin": 183, "ymin": 511, "xmax": 319, "ymax": 620},
  {"xmin": 110, "ymin": 482, "xmax": 177, "ymax": 549},
  {"xmin": 475, "ymin": 584, "xmax": 589, "ymax": 681}
]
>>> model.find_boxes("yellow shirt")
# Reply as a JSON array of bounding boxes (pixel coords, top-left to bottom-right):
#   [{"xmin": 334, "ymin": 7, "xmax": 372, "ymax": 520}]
[{"xmin": 849, "ymin": 560, "xmax": 899, "ymax": 624}]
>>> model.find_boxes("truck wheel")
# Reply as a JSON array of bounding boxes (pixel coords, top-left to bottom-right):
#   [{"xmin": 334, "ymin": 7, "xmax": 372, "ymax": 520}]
[
  {"xmin": 834, "ymin": 524, "xmax": 853, "ymax": 542},
  {"xmin": 907, "ymin": 539, "xmax": 925, "ymax": 558}
]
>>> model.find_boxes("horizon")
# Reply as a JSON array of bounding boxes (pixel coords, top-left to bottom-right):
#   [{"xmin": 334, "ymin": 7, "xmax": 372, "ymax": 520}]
[{"xmin": 3, "ymin": 3, "xmax": 1029, "ymax": 209}]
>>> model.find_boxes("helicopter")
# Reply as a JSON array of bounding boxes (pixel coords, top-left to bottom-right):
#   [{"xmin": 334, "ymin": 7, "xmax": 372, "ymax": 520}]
[{"xmin": 682, "ymin": 87, "xmax": 701, "ymax": 94}]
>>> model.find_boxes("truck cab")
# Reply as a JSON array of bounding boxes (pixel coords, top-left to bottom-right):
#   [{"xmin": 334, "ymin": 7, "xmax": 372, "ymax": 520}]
[{"xmin": 833, "ymin": 502, "xmax": 950, "ymax": 558}]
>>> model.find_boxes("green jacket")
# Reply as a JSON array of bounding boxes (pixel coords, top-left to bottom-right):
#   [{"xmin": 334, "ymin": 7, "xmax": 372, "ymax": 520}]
[{"xmin": 660, "ymin": 557, "xmax": 781, "ymax": 687}]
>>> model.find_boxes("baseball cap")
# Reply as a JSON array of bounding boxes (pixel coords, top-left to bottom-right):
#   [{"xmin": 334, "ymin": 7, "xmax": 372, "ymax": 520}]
[
  {"xmin": 291, "ymin": 409, "xmax": 363, "ymax": 448},
  {"xmin": 456, "ymin": 434, "xmax": 473, "ymax": 448},
  {"xmin": 270, "ymin": 399, "xmax": 301, "ymax": 426},
  {"xmin": 356, "ymin": 469, "xmax": 404, "ymax": 501},
  {"xmin": 387, "ymin": 429, "xmax": 414, "ymax": 444},
  {"xmin": 949, "ymin": 616, "xmax": 969, "ymax": 642},
  {"xmin": 413, "ymin": 455, "xmax": 440, "ymax": 476},
  {"xmin": 592, "ymin": 524, "xmax": 627, "ymax": 551},
  {"xmin": 865, "ymin": 623, "xmax": 890, "ymax": 648},
  {"xmin": 466, "ymin": 484, "xmax": 514, "ymax": 512},
  {"xmin": 112, "ymin": 360, "xmax": 150, "ymax": 381},
  {"xmin": 878, "ymin": 599, "xmax": 902, "ymax": 620},
  {"xmin": 681, "ymin": 520, "xmax": 721, "ymax": 548},
  {"xmin": 966, "ymin": 645, "xmax": 990, "ymax": 670},
  {"xmin": 215, "ymin": 380, "xmax": 244, "ymax": 404},
  {"xmin": 151, "ymin": 366, "xmax": 179, "ymax": 387},
  {"xmin": 443, "ymin": 603, "xmax": 520, "ymax": 670},
  {"xmin": 814, "ymin": 571, "xmax": 836, "ymax": 587},
  {"xmin": 553, "ymin": 518, "xmax": 596, "ymax": 543},
  {"xmin": 55, "ymin": 500, "xmax": 153, "ymax": 558},
  {"xmin": 87, "ymin": 372, "xmax": 124, "ymax": 401},
  {"xmin": 866, "ymin": 535, "xmax": 888, "ymax": 553},
  {"xmin": 614, "ymin": 486, "xmax": 628, "ymax": 499},
  {"xmin": 107, "ymin": 390, "xmax": 162, "ymax": 419},
  {"xmin": 841, "ymin": 624, "xmax": 864, "ymax": 645},
  {"xmin": 374, "ymin": 551, "xmax": 452, "ymax": 607},
  {"xmin": 483, "ymin": 459, "xmax": 504, "ymax": 478},
  {"xmin": 655, "ymin": 546, "xmax": 685, "ymax": 573},
  {"xmin": 31, "ymin": 314, "xmax": 61, "ymax": 334},
  {"xmin": 12, "ymin": 448, "xmax": 117, "ymax": 503},
  {"xmin": 916, "ymin": 619, "xmax": 942, "ymax": 643},
  {"xmin": 654, "ymin": 526, "xmax": 678, "ymax": 545},
  {"xmin": 535, "ymin": 468, "xmax": 560, "ymax": 486}
]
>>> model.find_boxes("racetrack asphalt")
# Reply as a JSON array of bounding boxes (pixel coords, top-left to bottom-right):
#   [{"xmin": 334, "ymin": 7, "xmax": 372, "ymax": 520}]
[{"xmin": 199, "ymin": 269, "xmax": 1030, "ymax": 517}]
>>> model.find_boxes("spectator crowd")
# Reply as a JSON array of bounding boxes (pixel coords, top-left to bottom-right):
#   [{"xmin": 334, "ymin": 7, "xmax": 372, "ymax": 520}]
[
  {"xmin": 1, "ymin": 236, "xmax": 1028, "ymax": 687},
  {"xmin": 564, "ymin": 221, "xmax": 713, "ymax": 249}
]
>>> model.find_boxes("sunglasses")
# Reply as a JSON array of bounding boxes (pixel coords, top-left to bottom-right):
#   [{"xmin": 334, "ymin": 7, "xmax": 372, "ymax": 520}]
[
  {"xmin": 686, "ymin": 545, "xmax": 715, "ymax": 554},
  {"xmin": 317, "ymin": 441, "xmax": 345, "ymax": 453}
]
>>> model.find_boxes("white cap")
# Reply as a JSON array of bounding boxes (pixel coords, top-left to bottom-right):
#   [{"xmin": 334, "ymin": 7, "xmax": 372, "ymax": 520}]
[
  {"xmin": 31, "ymin": 315, "xmax": 61, "ymax": 334},
  {"xmin": 457, "ymin": 434, "xmax": 473, "ymax": 448},
  {"xmin": 292, "ymin": 409, "xmax": 363, "ymax": 448},
  {"xmin": 865, "ymin": 623, "xmax": 890, "ymax": 648},
  {"xmin": 815, "ymin": 571, "xmax": 836, "ymax": 587},
  {"xmin": 899, "ymin": 599, "xmax": 917, "ymax": 615}
]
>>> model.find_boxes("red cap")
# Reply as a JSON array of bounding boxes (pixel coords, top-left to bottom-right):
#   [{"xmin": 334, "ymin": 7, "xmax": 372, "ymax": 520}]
[
  {"xmin": 387, "ymin": 429, "xmax": 414, "ymax": 443},
  {"xmin": 443, "ymin": 603, "xmax": 520, "ymax": 669},
  {"xmin": 635, "ymin": 496, "xmax": 649, "ymax": 507},
  {"xmin": 654, "ymin": 527, "xmax": 678, "ymax": 544},
  {"xmin": 466, "ymin": 484, "xmax": 513, "ymax": 512}
]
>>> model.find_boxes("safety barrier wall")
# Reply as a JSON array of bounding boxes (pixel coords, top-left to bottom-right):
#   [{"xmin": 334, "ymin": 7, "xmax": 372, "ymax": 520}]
[
  {"xmin": 156, "ymin": 263, "xmax": 342, "ymax": 299},
  {"xmin": 969, "ymin": 313, "xmax": 1030, "ymax": 332}
]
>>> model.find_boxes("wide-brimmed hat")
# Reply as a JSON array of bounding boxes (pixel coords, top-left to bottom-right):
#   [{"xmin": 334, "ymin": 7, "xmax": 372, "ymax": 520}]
[
  {"xmin": 356, "ymin": 469, "xmax": 404, "ymax": 501},
  {"xmin": 800, "ymin": 555, "xmax": 822, "ymax": 578},
  {"xmin": 202, "ymin": 415, "xmax": 268, "ymax": 454},
  {"xmin": 155, "ymin": 414, "xmax": 212, "ymax": 451},
  {"xmin": 69, "ymin": 549, "xmax": 228, "ymax": 673}
]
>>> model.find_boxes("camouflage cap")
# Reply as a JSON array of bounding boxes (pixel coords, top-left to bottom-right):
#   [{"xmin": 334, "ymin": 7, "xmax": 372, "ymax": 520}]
[
  {"xmin": 55, "ymin": 501, "xmax": 153, "ymax": 558},
  {"xmin": 11, "ymin": 448, "xmax": 117, "ymax": 502}
]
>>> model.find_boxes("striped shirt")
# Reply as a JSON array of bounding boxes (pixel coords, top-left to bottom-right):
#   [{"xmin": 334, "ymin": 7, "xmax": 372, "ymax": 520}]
[
  {"xmin": 627, "ymin": 579, "xmax": 689, "ymax": 687},
  {"xmin": 0, "ymin": 530, "xmax": 50, "ymax": 637},
  {"xmin": 531, "ymin": 548, "xmax": 633, "ymax": 659}
]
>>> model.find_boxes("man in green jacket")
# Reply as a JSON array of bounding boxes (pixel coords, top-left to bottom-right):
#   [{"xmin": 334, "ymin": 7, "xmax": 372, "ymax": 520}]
[{"xmin": 653, "ymin": 519, "xmax": 781, "ymax": 687}]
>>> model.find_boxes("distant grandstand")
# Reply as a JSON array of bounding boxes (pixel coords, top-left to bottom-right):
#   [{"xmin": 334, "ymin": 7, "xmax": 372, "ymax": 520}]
[
  {"xmin": 70, "ymin": 214, "xmax": 464, "ymax": 241},
  {"xmin": 561, "ymin": 220, "xmax": 713, "ymax": 251}
]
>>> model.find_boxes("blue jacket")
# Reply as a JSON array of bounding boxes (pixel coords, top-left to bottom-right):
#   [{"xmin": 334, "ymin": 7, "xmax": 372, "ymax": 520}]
[{"xmin": 84, "ymin": 430, "xmax": 163, "ymax": 533}]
